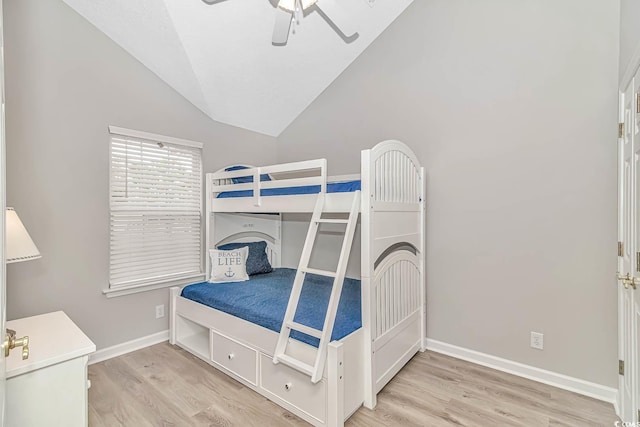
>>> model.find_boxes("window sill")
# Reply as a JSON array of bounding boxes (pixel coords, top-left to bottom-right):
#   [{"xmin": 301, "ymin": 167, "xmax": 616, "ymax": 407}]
[{"xmin": 103, "ymin": 274, "xmax": 206, "ymax": 298}]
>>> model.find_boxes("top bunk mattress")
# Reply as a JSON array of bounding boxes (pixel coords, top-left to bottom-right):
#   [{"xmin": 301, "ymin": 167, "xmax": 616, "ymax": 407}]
[
  {"xmin": 181, "ymin": 268, "xmax": 361, "ymax": 347},
  {"xmin": 217, "ymin": 180, "xmax": 361, "ymax": 199}
]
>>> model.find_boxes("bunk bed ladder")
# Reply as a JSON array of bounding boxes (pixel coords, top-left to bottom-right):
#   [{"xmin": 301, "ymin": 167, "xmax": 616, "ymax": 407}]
[{"xmin": 273, "ymin": 190, "xmax": 361, "ymax": 384}]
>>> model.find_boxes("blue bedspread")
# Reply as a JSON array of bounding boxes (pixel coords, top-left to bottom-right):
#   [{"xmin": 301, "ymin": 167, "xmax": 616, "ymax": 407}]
[
  {"xmin": 217, "ymin": 180, "xmax": 361, "ymax": 199},
  {"xmin": 181, "ymin": 268, "xmax": 361, "ymax": 347}
]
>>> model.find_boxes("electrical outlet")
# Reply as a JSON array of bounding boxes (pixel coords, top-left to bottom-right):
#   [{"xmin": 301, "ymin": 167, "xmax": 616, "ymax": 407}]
[
  {"xmin": 530, "ymin": 331, "xmax": 544, "ymax": 350},
  {"xmin": 155, "ymin": 304, "xmax": 165, "ymax": 319}
]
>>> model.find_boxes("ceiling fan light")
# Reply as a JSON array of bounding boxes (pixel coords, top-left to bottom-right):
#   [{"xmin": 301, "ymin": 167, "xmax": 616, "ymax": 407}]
[{"xmin": 277, "ymin": 0, "xmax": 296, "ymax": 12}]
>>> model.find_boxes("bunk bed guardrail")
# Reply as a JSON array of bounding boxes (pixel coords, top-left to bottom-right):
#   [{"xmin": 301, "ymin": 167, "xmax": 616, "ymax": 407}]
[{"xmin": 209, "ymin": 158, "xmax": 329, "ymax": 207}]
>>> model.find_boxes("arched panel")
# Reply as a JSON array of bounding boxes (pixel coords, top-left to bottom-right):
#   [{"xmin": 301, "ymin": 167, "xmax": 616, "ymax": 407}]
[
  {"xmin": 373, "ymin": 250, "xmax": 421, "ymax": 340},
  {"xmin": 369, "ymin": 140, "xmax": 422, "ymax": 205},
  {"xmin": 211, "ymin": 213, "xmax": 281, "ymax": 268}
]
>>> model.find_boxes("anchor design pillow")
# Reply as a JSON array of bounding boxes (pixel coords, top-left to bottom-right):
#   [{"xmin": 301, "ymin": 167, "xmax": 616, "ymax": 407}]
[{"xmin": 209, "ymin": 246, "xmax": 249, "ymax": 283}]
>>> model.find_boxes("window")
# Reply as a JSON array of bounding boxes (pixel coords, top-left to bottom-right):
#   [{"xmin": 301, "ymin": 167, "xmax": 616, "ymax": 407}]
[{"xmin": 107, "ymin": 126, "xmax": 204, "ymax": 296}]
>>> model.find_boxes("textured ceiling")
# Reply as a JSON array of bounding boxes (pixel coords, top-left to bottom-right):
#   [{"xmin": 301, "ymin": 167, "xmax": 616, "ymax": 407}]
[{"xmin": 61, "ymin": 0, "xmax": 413, "ymax": 136}]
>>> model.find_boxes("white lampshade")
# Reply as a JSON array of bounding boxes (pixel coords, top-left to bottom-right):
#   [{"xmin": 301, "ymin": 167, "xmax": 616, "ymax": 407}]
[
  {"xmin": 6, "ymin": 208, "xmax": 41, "ymax": 264},
  {"xmin": 278, "ymin": 0, "xmax": 318, "ymax": 12}
]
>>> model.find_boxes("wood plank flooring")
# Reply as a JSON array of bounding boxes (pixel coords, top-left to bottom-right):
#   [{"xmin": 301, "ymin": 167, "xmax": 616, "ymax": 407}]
[{"xmin": 88, "ymin": 342, "xmax": 617, "ymax": 426}]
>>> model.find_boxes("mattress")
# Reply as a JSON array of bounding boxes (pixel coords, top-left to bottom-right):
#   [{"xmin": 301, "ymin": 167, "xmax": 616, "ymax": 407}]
[
  {"xmin": 217, "ymin": 180, "xmax": 361, "ymax": 199},
  {"xmin": 181, "ymin": 268, "xmax": 361, "ymax": 347}
]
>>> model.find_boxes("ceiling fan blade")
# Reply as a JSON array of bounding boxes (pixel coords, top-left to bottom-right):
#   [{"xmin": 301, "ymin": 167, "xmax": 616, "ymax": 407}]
[
  {"xmin": 315, "ymin": 0, "xmax": 355, "ymax": 37},
  {"xmin": 273, "ymin": 8, "xmax": 293, "ymax": 45}
]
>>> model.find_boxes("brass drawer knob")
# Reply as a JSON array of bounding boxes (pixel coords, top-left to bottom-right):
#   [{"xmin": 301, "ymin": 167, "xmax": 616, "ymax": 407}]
[{"xmin": 4, "ymin": 329, "xmax": 29, "ymax": 360}]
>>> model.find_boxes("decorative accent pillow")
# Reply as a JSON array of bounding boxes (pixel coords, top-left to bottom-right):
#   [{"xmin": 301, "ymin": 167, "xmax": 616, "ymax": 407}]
[
  {"xmin": 217, "ymin": 241, "xmax": 273, "ymax": 276},
  {"xmin": 225, "ymin": 165, "xmax": 271, "ymax": 184},
  {"xmin": 209, "ymin": 246, "xmax": 249, "ymax": 283}
]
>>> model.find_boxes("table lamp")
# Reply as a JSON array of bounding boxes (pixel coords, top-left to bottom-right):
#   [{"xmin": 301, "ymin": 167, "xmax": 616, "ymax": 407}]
[
  {"xmin": 5, "ymin": 207, "xmax": 41, "ymax": 359},
  {"xmin": 6, "ymin": 207, "xmax": 41, "ymax": 264}
]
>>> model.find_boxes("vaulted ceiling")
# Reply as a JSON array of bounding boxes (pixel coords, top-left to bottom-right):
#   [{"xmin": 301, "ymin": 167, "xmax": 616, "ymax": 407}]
[{"xmin": 61, "ymin": 0, "xmax": 413, "ymax": 136}]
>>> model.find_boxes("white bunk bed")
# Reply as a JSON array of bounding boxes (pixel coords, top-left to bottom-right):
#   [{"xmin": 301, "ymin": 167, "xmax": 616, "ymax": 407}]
[{"xmin": 170, "ymin": 140, "xmax": 425, "ymax": 427}]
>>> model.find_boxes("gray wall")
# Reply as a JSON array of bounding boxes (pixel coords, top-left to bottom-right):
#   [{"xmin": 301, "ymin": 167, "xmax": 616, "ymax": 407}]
[
  {"xmin": 277, "ymin": 0, "xmax": 620, "ymax": 387},
  {"xmin": 4, "ymin": 0, "xmax": 277, "ymax": 349},
  {"xmin": 619, "ymin": 0, "xmax": 640, "ymax": 81}
]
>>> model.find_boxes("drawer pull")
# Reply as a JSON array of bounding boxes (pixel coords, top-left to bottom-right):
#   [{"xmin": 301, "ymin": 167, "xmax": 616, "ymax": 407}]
[
  {"xmin": 284, "ymin": 382, "xmax": 292, "ymax": 391},
  {"xmin": 228, "ymin": 353, "xmax": 235, "ymax": 360}
]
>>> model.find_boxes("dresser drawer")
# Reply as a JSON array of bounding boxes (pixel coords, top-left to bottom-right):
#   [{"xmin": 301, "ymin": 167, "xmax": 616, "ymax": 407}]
[
  {"xmin": 211, "ymin": 331, "xmax": 257, "ymax": 385},
  {"xmin": 259, "ymin": 354, "xmax": 326, "ymax": 422}
]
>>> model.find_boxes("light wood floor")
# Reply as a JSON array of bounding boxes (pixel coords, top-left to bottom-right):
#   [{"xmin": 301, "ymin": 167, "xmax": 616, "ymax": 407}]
[{"xmin": 88, "ymin": 342, "xmax": 617, "ymax": 426}]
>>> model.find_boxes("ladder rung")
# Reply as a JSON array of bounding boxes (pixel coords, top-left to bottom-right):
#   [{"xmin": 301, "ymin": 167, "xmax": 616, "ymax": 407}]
[
  {"xmin": 316, "ymin": 219, "xmax": 348, "ymax": 224},
  {"xmin": 302, "ymin": 268, "xmax": 336, "ymax": 278},
  {"xmin": 275, "ymin": 354, "xmax": 314, "ymax": 376},
  {"xmin": 287, "ymin": 321, "xmax": 322, "ymax": 339}
]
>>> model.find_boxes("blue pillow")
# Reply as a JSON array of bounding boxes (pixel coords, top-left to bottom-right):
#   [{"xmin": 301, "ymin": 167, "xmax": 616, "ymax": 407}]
[
  {"xmin": 225, "ymin": 166, "xmax": 271, "ymax": 184},
  {"xmin": 217, "ymin": 241, "xmax": 273, "ymax": 276}
]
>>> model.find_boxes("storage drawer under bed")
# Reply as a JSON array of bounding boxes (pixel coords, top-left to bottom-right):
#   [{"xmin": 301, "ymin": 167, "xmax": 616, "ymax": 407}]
[
  {"xmin": 259, "ymin": 354, "xmax": 326, "ymax": 423},
  {"xmin": 211, "ymin": 331, "xmax": 257, "ymax": 386}
]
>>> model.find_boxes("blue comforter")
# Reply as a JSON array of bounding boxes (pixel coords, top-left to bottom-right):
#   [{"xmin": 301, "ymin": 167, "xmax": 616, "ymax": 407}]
[
  {"xmin": 217, "ymin": 180, "xmax": 361, "ymax": 198},
  {"xmin": 181, "ymin": 268, "xmax": 361, "ymax": 347}
]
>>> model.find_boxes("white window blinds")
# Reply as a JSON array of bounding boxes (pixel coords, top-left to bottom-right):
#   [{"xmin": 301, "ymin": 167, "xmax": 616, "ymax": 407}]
[{"xmin": 109, "ymin": 128, "xmax": 203, "ymax": 290}]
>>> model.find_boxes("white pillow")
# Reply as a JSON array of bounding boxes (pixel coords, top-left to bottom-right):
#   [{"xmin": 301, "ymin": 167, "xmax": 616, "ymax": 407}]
[{"xmin": 209, "ymin": 246, "xmax": 249, "ymax": 283}]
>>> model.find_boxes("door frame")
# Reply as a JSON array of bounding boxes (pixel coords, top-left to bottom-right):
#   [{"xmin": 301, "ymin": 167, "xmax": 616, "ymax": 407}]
[
  {"xmin": 618, "ymin": 86, "xmax": 625, "ymax": 420},
  {"xmin": 0, "ymin": 0, "xmax": 7, "ymax": 423}
]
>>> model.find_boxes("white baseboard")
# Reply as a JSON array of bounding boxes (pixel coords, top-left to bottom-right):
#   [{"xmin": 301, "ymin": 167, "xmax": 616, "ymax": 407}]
[
  {"xmin": 89, "ymin": 330, "xmax": 169, "ymax": 365},
  {"xmin": 424, "ymin": 338, "xmax": 618, "ymax": 404}
]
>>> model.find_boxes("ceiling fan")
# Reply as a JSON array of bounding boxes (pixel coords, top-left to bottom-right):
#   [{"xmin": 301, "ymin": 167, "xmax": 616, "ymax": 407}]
[
  {"xmin": 203, "ymin": 0, "xmax": 357, "ymax": 46},
  {"xmin": 272, "ymin": 0, "xmax": 356, "ymax": 45}
]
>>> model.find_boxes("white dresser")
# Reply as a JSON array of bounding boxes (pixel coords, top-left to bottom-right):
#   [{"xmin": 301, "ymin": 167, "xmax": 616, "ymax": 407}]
[{"xmin": 5, "ymin": 311, "xmax": 96, "ymax": 427}]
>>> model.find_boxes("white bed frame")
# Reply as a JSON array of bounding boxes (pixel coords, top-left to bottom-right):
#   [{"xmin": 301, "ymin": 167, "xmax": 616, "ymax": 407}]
[{"xmin": 170, "ymin": 140, "xmax": 425, "ymax": 426}]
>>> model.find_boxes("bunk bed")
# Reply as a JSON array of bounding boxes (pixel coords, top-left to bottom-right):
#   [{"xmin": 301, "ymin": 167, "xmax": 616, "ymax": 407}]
[{"xmin": 170, "ymin": 140, "xmax": 425, "ymax": 427}]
